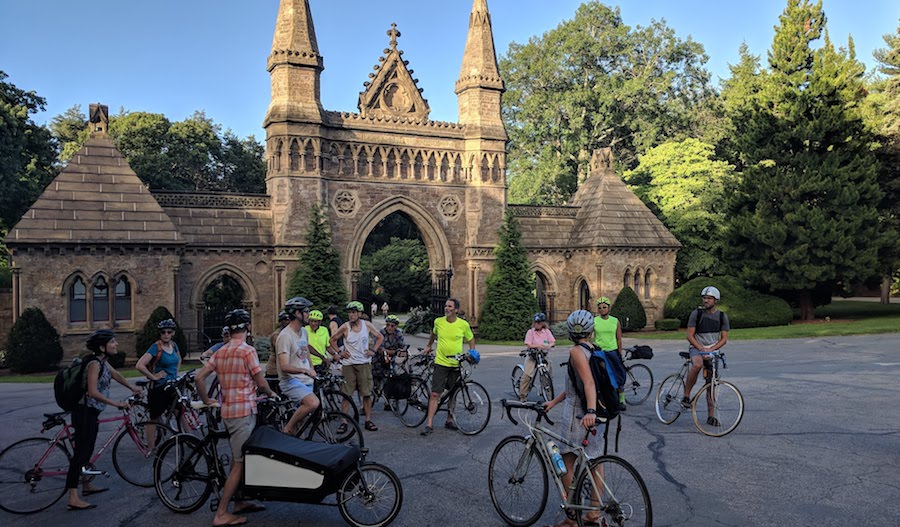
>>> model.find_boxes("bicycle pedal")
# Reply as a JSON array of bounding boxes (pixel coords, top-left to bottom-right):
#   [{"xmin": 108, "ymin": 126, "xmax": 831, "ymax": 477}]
[{"xmin": 210, "ymin": 498, "xmax": 219, "ymax": 512}]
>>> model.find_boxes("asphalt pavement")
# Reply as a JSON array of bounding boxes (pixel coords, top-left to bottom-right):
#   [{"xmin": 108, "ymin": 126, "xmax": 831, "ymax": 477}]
[{"xmin": 1, "ymin": 332, "xmax": 899, "ymax": 527}]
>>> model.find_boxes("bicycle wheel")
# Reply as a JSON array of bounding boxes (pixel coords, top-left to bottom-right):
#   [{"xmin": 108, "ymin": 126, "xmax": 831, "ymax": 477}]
[
  {"xmin": 337, "ymin": 462, "xmax": 403, "ymax": 527},
  {"xmin": 538, "ymin": 369, "xmax": 554, "ymax": 403},
  {"xmin": 511, "ymin": 365, "xmax": 524, "ymax": 395},
  {"xmin": 655, "ymin": 373, "xmax": 685, "ymax": 425},
  {"xmin": 307, "ymin": 411, "xmax": 365, "ymax": 449},
  {"xmin": 129, "ymin": 400, "xmax": 151, "ymax": 424},
  {"xmin": 153, "ymin": 434, "xmax": 214, "ymax": 513},
  {"xmin": 623, "ymin": 364, "xmax": 653, "ymax": 405},
  {"xmin": 691, "ymin": 380, "xmax": 744, "ymax": 437},
  {"xmin": 450, "ymin": 381, "xmax": 492, "ymax": 435},
  {"xmin": 112, "ymin": 421, "xmax": 175, "ymax": 487},
  {"xmin": 323, "ymin": 389, "xmax": 360, "ymax": 423},
  {"xmin": 571, "ymin": 455, "xmax": 652, "ymax": 527},
  {"xmin": 0, "ymin": 437, "xmax": 70, "ymax": 514},
  {"xmin": 488, "ymin": 435, "xmax": 548, "ymax": 527},
  {"xmin": 396, "ymin": 376, "xmax": 429, "ymax": 428}
]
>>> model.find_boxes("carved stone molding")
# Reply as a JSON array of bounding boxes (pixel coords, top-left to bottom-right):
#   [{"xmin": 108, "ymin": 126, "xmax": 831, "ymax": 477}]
[
  {"xmin": 152, "ymin": 191, "xmax": 270, "ymax": 210},
  {"xmin": 508, "ymin": 204, "xmax": 579, "ymax": 218},
  {"xmin": 332, "ymin": 190, "xmax": 360, "ymax": 217},
  {"xmin": 439, "ymin": 194, "xmax": 462, "ymax": 220}
]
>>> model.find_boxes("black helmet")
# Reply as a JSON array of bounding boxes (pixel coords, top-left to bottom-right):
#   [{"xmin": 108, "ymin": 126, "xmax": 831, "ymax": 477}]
[
  {"xmin": 284, "ymin": 297, "xmax": 313, "ymax": 318},
  {"xmin": 86, "ymin": 329, "xmax": 116, "ymax": 353},
  {"xmin": 277, "ymin": 310, "xmax": 290, "ymax": 322},
  {"xmin": 224, "ymin": 309, "xmax": 251, "ymax": 331},
  {"xmin": 533, "ymin": 312, "xmax": 547, "ymax": 323},
  {"xmin": 157, "ymin": 318, "xmax": 177, "ymax": 330}
]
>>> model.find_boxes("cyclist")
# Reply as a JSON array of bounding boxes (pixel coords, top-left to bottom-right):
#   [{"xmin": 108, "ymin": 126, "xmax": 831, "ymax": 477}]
[
  {"xmin": 421, "ymin": 298, "xmax": 477, "ymax": 436},
  {"xmin": 196, "ymin": 308, "xmax": 278, "ymax": 526},
  {"xmin": 66, "ymin": 330, "xmax": 141, "ymax": 510},
  {"xmin": 135, "ymin": 318, "xmax": 182, "ymax": 461},
  {"xmin": 329, "ymin": 301, "xmax": 384, "ymax": 432},
  {"xmin": 518, "ymin": 312, "xmax": 556, "ymax": 402},
  {"xmin": 543, "ymin": 310, "xmax": 600, "ymax": 527},
  {"xmin": 593, "ymin": 297, "xmax": 627, "ymax": 412},
  {"xmin": 683, "ymin": 286, "xmax": 730, "ymax": 422},
  {"xmin": 200, "ymin": 326, "xmax": 230, "ymax": 360},
  {"xmin": 375, "ymin": 314, "xmax": 407, "ymax": 409},
  {"xmin": 276, "ymin": 297, "xmax": 321, "ymax": 435},
  {"xmin": 306, "ymin": 309, "xmax": 331, "ymax": 371}
]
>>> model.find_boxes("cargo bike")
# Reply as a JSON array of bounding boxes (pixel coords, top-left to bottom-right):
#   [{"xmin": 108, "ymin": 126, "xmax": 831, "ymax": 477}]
[{"xmin": 153, "ymin": 401, "xmax": 403, "ymax": 527}]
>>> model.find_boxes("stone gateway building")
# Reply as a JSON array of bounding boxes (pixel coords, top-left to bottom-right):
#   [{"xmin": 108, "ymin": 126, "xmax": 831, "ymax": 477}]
[{"xmin": 5, "ymin": 0, "xmax": 679, "ymax": 356}]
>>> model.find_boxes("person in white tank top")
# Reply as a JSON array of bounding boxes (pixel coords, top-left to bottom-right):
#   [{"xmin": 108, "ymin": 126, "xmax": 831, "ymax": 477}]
[{"xmin": 329, "ymin": 301, "xmax": 384, "ymax": 431}]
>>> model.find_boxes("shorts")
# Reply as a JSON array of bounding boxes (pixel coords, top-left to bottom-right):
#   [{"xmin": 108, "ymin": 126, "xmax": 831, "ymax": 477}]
[
  {"xmin": 431, "ymin": 364, "xmax": 460, "ymax": 394},
  {"xmin": 602, "ymin": 350, "xmax": 626, "ymax": 390},
  {"xmin": 148, "ymin": 384, "xmax": 176, "ymax": 419},
  {"xmin": 279, "ymin": 377, "xmax": 315, "ymax": 403},
  {"xmin": 689, "ymin": 349, "xmax": 715, "ymax": 360},
  {"xmin": 224, "ymin": 414, "xmax": 256, "ymax": 463},
  {"xmin": 342, "ymin": 363, "xmax": 373, "ymax": 397}
]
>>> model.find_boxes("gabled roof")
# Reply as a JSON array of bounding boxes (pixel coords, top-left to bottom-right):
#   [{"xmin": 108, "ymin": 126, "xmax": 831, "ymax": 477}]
[
  {"xmin": 6, "ymin": 135, "xmax": 183, "ymax": 246},
  {"xmin": 358, "ymin": 23, "xmax": 430, "ymax": 121},
  {"xmin": 567, "ymin": 149, "xmax": 681, "ymax": 249}
]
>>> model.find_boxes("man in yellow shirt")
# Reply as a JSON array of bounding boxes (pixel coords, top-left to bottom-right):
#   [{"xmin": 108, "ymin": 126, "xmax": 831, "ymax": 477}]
[
  {"xmin": 421, "ymin": 298, "xmax": 476, "ymax": 436},
  {"xmin": 306, "ymin": 310, "xmax": 331, "ymax": 370}
]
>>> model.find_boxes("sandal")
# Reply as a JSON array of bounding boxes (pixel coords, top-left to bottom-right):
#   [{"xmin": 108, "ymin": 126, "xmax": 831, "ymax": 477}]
[
  {"xmin": 336, "ymin": 422, "xmax": 348, "ymax": 434},
  {"xmin": 364, "ymin": 421, "xmax": 378, "ymax": 431},
  {"xmin": 420, "ymin": 425, "xmax": 433, "ymax": 436}
]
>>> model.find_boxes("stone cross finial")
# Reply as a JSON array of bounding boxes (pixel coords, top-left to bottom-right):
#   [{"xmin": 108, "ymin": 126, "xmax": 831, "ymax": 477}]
[
  {"xmin": 591, "ymin": 148, "xmax": 613, "ymax": 172},
  {"xmin": 88, "ymin": 103, "xmax": 109, "ymax": 136},
  {"xmin": 387, "ymin": 23, "xmax": 401, "ymax": 49}
]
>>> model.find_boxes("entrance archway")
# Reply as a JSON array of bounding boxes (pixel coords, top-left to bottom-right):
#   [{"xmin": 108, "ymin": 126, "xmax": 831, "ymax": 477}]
[
  {"xmin": 189, "ymin": 264, "xmax": 258, "ymax": 344},
  {"xmin": 358, "ymin": 211, "xmax": 431, "ymax": 312}
]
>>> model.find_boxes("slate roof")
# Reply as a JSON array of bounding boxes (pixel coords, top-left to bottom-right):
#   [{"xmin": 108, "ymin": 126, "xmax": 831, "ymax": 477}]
[
  {"xmin": 160, "ymin": 200, "xmax": 274, "ymax": 247},
  {"xmin": 6, "ymin": 135, "xmax": 183, "ymax": 246}
]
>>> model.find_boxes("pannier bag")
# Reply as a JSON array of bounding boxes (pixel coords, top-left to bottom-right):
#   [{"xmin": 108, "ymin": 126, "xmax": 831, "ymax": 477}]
[
  {"xmin": 242, "ymin": 425, "xmax": 360, "ymax": 503},
  {"xmin": 630, "ymin": 345, "xmax": 654, "ymax": 360},
  {"xmin": 383, "ymin": 373, "xmax": 412, "ymax": 400}
]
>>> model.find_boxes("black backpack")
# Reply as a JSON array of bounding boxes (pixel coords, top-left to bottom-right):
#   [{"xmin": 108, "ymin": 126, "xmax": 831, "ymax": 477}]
[
  {"xmin": 53, "ymin": 355, "xmax": 99, "ymax": 411},
  {"xmin": 568, "ymin": 342, "xmax": 620, "ymax": 420}
]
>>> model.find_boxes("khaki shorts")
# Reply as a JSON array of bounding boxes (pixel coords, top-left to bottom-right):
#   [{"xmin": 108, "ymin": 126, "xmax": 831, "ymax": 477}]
[
  {"xmin": 342, "ymin": 363, "xmax": 373, "ymax": 397},
  {"xmin": 224, "ymin": 414, "xmax": 256, "ymax": 463},
  {"xmin": 431, "ymin": 364, "xmax": 460, "ymax": 394}
]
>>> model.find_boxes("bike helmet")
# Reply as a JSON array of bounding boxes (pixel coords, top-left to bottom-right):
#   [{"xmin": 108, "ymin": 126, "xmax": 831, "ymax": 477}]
[
  {"xmin": 309, "ymin": 309, "xmax": 324, "ymax": 321},
  {"xmin": 224, "ymin": 309, "xmax": 251, "ymax": 331},
  {"xmin": 346, "ymin": 301, "xmax": 364, "ymax": 312},
  {"xmin": 596, "ymin": 296, "xmax": 612, "ymax": 307},
  {"xmin": 566, "ymin": 310, "xmax": 595, "ymax": 340},
  {"xmin": 533, "ymin": 312, "xmax": 547, "ymax": 323},
  {"xmin": 467, "ymin": 349, "xmax": 481, "ymax": 364},
  {"xmin": 86, "ymin": 329, "xmax": 116, "ymax": 353},
  {"xmin": 385, "ymin": 314, "xmax": 400, "ymax": 325},
  {"xmin": 277, "ymin": 310, "xmax": 290, "ymax": 322},
  {"xmin": 157, "ymin": 318, "xmax": 177, "ymax": 330},
  {"xmin": 700, "ymin": 286, "xmax": 721, "ymax": 300},
  {"xmin": 221, "ymin": 326, "xmax": 230, "ymax": 337},
  {"xmin": 284, "ymin": 297, "xmax": 313, "ymax": 318}
]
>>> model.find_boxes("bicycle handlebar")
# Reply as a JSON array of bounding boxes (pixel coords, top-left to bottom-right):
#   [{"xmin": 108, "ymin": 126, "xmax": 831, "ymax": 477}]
[{"xmin": 500, "ymin": 398, "xmax": 555, "ymax": 427}]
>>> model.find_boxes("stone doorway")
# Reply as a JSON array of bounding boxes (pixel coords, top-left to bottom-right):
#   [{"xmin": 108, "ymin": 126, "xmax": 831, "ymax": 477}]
[{"xmin": 201, "ymin": 275, "xmax": 246, "ymax": 343}]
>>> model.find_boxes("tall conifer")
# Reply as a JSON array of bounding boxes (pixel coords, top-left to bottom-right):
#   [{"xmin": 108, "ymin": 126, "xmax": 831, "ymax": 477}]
[{"xmin": 287, "ymin": 204, "xmax": 348, "ymax": 311}]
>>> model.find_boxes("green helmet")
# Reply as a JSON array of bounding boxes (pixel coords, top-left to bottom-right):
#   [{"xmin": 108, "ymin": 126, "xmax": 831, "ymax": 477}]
[
  {"xmin": 385, "ymin": 314, "xmax": 400, "ymax": 325},
  {"xmin": 346, "ymin": 301, "xmax": 364, "ymax": 312},
  {"xmin": 309, "ymin": 310, "xmax": 324, "ymax": 321},
  {"xmin": 596, "ymin": 296, "xmax": 612, "ymax": 307}
]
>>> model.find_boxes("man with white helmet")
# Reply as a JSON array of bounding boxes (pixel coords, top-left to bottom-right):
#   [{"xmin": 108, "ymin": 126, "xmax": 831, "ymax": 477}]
[{"xmin": 683, "ymin": 286, "xmax": 730, "ymax": 421}]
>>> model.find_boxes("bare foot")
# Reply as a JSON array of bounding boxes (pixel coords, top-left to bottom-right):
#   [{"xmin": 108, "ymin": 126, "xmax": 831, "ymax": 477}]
[{"xmin": 212, "ymin": 512, "xmax": 247, "ymax": 526}]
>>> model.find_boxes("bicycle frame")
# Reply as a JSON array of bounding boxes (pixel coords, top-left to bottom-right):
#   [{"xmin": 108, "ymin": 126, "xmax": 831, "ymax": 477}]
[{"xmin": 37, "ymin": 410, "xmax": 139, "ymax": 479}]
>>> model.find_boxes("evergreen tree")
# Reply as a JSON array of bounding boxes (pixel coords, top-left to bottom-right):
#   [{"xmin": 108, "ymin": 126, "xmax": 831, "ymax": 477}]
[
  {"xmin": 287, "ymin": 204, "xmax": 348, "ymax": 311},
  {"xmin": 724, "ymin": 0, "xmax": 882, "ymax": 319},
  {"xmin": 610, "ymin": 287, "xmax": 647, "ymax": 332},
  {"xmin": 477, "ymin": 212, "xmax": 539, "ymax": 340},
  {"xmin": 6, "ymin": 307, "xmax": 64, "ymax": 373}
]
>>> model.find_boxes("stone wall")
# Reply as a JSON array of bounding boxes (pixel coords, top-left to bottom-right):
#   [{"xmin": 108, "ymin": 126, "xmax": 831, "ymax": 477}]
[{"xmin": 0, "ymin": 288, "xmax": 12, "ymax": 350}]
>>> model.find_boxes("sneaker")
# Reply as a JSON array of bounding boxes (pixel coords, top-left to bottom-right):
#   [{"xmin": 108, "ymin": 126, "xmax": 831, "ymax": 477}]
[
  {"xmin": 681, "ymin": 397, "xmax": 691, "ymax": 409},
  {"xmin": 707, "ymin": 416, "xmax": 720, "ymax": 427},
  {"xmin": 618, "ymin": 402, "xmax": 626, "ymax": 412}
]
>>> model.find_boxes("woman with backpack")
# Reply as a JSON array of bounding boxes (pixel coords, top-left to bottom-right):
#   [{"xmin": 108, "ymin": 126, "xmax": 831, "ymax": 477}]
[
  {"xmin": 67, "ymin": 330, "xmax": 141, "ymax": 510},
  {"xmin": 542, "ymin": 310, "xmax": 600, "ymax": 527},
  {"xmin": 135, "ymin": 319, "xmax": 182, "ymax": 452}
]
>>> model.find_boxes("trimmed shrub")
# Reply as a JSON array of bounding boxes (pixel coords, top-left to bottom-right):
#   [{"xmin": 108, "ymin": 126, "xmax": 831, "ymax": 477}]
[
  {"xmin": 654, "ymin": 318, "xmax": 681, "ymax": 331},
  {"xmin": 611, "ymin": 287, "xmax": 647, "ymax": 331},
  {"xmin": 136, "ymin": 306, "xmax": 189, "ymax": 358},
  {"xmin": 0, "ymin": 268, "xmax": 11, "ymax": 289},
  {"xmin": 108, "ymin": 351, "xmax": 127, "ymax": 369},
  {"xmin": 403, "ymin": 306, "xmax": 438, "ymax": 336},
  {"xmin": 550, "ymin": 321, "xmax": 569, "ymax": 339},
  {"xmin": 6, "ymin": 307, "xmax": 64, "ymax": 373},
  {"xmin": 664, "ymin": 276, "xmax": 792, "ymax": 329}
]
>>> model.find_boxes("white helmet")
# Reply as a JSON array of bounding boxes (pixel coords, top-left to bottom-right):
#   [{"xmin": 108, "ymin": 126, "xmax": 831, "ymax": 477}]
[{"xmin": 700, "ymin": 286, "xmax": 720, "ymax": 300}]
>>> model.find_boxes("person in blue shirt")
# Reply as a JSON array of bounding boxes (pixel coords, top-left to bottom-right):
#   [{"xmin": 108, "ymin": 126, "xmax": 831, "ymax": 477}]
[
  {"xmin": 136, "ymin": 319, "xmax": 182, "ymax": 449},
  {"xmin": 200, "ymin": 326, "xmax": 230, "ymax": 360}
]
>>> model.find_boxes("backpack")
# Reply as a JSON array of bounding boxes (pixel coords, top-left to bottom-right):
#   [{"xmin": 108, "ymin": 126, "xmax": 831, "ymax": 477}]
[
  {"xmin": 568, "ymin": 342, "xmax": 620, "ymax": 420},
  {"xmin": 695, "ymin": 308, "xmax": 725, "ymax": 333},
  {"xmin": 53, "ymin": 355, "xmax": 99, "ymax": 411},
  {"xmin": 629, "ymin": 345, "xmax": 654, "ymax": 360}
]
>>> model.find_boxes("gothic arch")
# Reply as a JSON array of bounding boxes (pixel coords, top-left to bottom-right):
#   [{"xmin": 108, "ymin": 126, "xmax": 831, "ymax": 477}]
[
  {"xmin": 529, "ymin": 261, "xmax": 559, "ymax": 293},
  {"xmin": 189, "ymin": 263, "xmax": 260, "ymax": 310}
]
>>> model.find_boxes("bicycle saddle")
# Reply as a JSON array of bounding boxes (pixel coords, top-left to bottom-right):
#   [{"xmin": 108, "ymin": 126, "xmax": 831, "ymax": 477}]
[{"xmin": 679, "ymin": 352, "xmax": 690, "ymax": 359}]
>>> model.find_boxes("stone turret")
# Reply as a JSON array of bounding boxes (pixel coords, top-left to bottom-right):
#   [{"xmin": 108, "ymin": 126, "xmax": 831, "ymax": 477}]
[
  {"xmin": 264, "ymin": 0, "xmax": 324, "ymax": 127},
  {"xmin": 456, "ymin": 0, "xmax": 506, "ymax": 141}
]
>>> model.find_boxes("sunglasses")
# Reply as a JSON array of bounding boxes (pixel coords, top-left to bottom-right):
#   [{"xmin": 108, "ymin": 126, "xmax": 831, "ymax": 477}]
[{"xmin": 161, "ymin": 330, "xmax": 175, "ymax": 335}]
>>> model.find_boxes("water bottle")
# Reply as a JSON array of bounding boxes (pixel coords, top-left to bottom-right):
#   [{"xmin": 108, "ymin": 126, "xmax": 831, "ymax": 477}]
[{"xmin": 547, "ymin": 441, "xmax": 567, "ymax": 476}]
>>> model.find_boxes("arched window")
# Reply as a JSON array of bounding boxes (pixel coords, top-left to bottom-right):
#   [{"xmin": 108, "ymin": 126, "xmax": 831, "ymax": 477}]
[
  {"xmin": 634, "ymin": 270, "xmax": 642, "ymax": 298},
  {"xmin": 644, "ymin": 270, "xmax": 652, "ymax": 299},
  {"xmin": 535, "ymin": 271, "xmax": 548, "ymax": 316},
  {"xmin": 624, "ymin": 269, "xmax": 632, "ymax": 289},
  {"xmin": 92, "ymin": 277, "xmax": 109, "ymax": 322},
  {"xmin": 69, "ymin": 277, "xmax": 87, "ymax": 323},
  {"xmin": 114, "ymin": 277, "xmax": 132, "ymax": 321},
  {"xmin": 578, "ymin": 280, "xmax": 591, "ymax": 311}
]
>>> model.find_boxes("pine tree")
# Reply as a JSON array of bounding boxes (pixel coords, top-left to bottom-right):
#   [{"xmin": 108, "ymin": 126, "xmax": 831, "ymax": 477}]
[
  {"xmin": 287, "ymin": 204, "xmax": 348, "ymax": 311},
  {"xmin": 725, "ymin": 0, "xmax": 882, "ymax": 319},
  {"xmin": 477, "ymin": 212, "xmax": 539, "ymax": 340}
]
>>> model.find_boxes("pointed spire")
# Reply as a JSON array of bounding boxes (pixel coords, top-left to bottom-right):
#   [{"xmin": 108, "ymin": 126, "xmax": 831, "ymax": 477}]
[
  {"xmin": 456, "ymin": 0, "xmax": 504, "ymax": 94},
  {"xmin": 267, "ymin": 0, "xmax": 323, "ymax": 72}
]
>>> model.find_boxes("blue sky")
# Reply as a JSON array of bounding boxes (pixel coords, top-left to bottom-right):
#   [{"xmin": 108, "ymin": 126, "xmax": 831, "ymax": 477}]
[{"xmin": 1, "ymin": 0, "xmax": 896, "ymax": 140}]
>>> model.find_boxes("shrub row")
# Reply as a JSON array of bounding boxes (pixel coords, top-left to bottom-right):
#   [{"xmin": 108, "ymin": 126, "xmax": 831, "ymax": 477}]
[{"xmin": 664, "ymin": 276, "xmax": 792, "ymax": 329}]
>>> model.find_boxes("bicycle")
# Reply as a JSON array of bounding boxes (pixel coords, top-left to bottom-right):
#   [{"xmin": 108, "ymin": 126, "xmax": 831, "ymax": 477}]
[
  {"xmin": 153, "ymin": 402, "xmax": 401, "ymax": 527},
  {"xmin": 256, "ymin": 396, "xmax": 365, "ymax": 449},
  {"xmin": 511, "ymin": 348, "xmax": 555, "ymax": 402},
  {"xmin": 620, "ymin": 346, "xmax": 654, "ymax": 406},
  {"xmin": 136, "ymin": 371, "xmax": 206, "ymax": 436},
  {"xmin": 0, "ymin": 395, "xmax": 175, "ymax": 514},
  {"xmin": 489, "ymin": 399, "xmax": 652, "ymax": 527},
  {"xmin": 314, "ymin": 367, "xmax": 361, "ymax": 423},
  {"xmin": 371, "ymin": 345, "xmax": 410, "ymax": 411},
  {"xmin": 654, "ymin": 350, "xmax": 744, "ymax": 437},
  {"xmin": 395, "ymin": 351, "xmax": 491, "ymax": 435}
]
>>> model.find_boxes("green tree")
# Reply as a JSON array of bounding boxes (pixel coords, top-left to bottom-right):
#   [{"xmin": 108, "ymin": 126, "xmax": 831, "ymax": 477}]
[
  {"xmin": 0, "ymin": 71, "xmax": 58, "ymax": 236},
  {"xmin": 478, "ymin": 212, "xmax": 539, "ymax": 340},
  {"xmin": 6, "ymin": 307, "xmax": 63, "ymax": 373},
  {"xmin": 500, "ymin": 2, "xmax": 715, "ymax": 204},
  {"xmin": 167, "ymin": 111, "xmax": 223, "ymax": 191},
  {"xmin": 610, "ymin": 287, "xmax": 646, "ymax": 331},
  {"xmin": 287, "ymin": 204, "xmax": 348, "ymax": 311},
  {"xmin": 625, "ymin": 139, "xmax": 734, "ymax": 281},
  {"xmin": 108, "ymin": 111, "xmax": 179, "ymax": 189},
  {"xmin": 724, "ymin": 0, "xmax": 882, "ymax": 319},
  {"xmin": 50, "ymin": 104, "xmax": 89, "ymax": 162},
  {"xmin": 360, "ymin": 238, "xmax": 431, "ymax": 311},
  {"xmin": 220, "ymin": 132, "xmax": 267, "ymax": 194}
]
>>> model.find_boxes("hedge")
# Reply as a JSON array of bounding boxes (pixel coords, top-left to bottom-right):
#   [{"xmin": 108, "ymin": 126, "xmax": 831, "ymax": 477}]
[
  {"xmin": 611, "ymin": 287, "xmax": 647, "ymax": 331},
  {"xmin": 6, "ymin": 307, "xmax": 64, "ymax": 373},
  {"xmin": 654, "ymin": 318, "xmax": 681, "ymax": 331},
  {"xmin": 403, "ymin": 306, "xmax": 438, "ymax": 336},
  {"xmin": 664, "ymin": 276, "xmax": 792, "ymax": 329}
]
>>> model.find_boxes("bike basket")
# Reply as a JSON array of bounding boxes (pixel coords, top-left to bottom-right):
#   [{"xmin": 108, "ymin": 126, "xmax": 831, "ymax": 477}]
[
  {"xmin": 630, "ymin": 345, "xmax": 654, "ymax": 360},
  {"xmin": 383, "ymin": 373, "xmax": 412, "ymax": 400}
]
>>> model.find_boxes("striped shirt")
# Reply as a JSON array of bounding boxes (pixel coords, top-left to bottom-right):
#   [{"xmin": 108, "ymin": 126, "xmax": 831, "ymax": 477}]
[{"xmin": 205, "ymin": 337, "xmax": 262, "ymax": 419}]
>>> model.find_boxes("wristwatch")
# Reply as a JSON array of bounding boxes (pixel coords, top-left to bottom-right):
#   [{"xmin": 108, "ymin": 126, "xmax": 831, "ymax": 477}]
[{"xmin": 585, "ymin": 408, "xmax": 597, "ymax": 415}]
